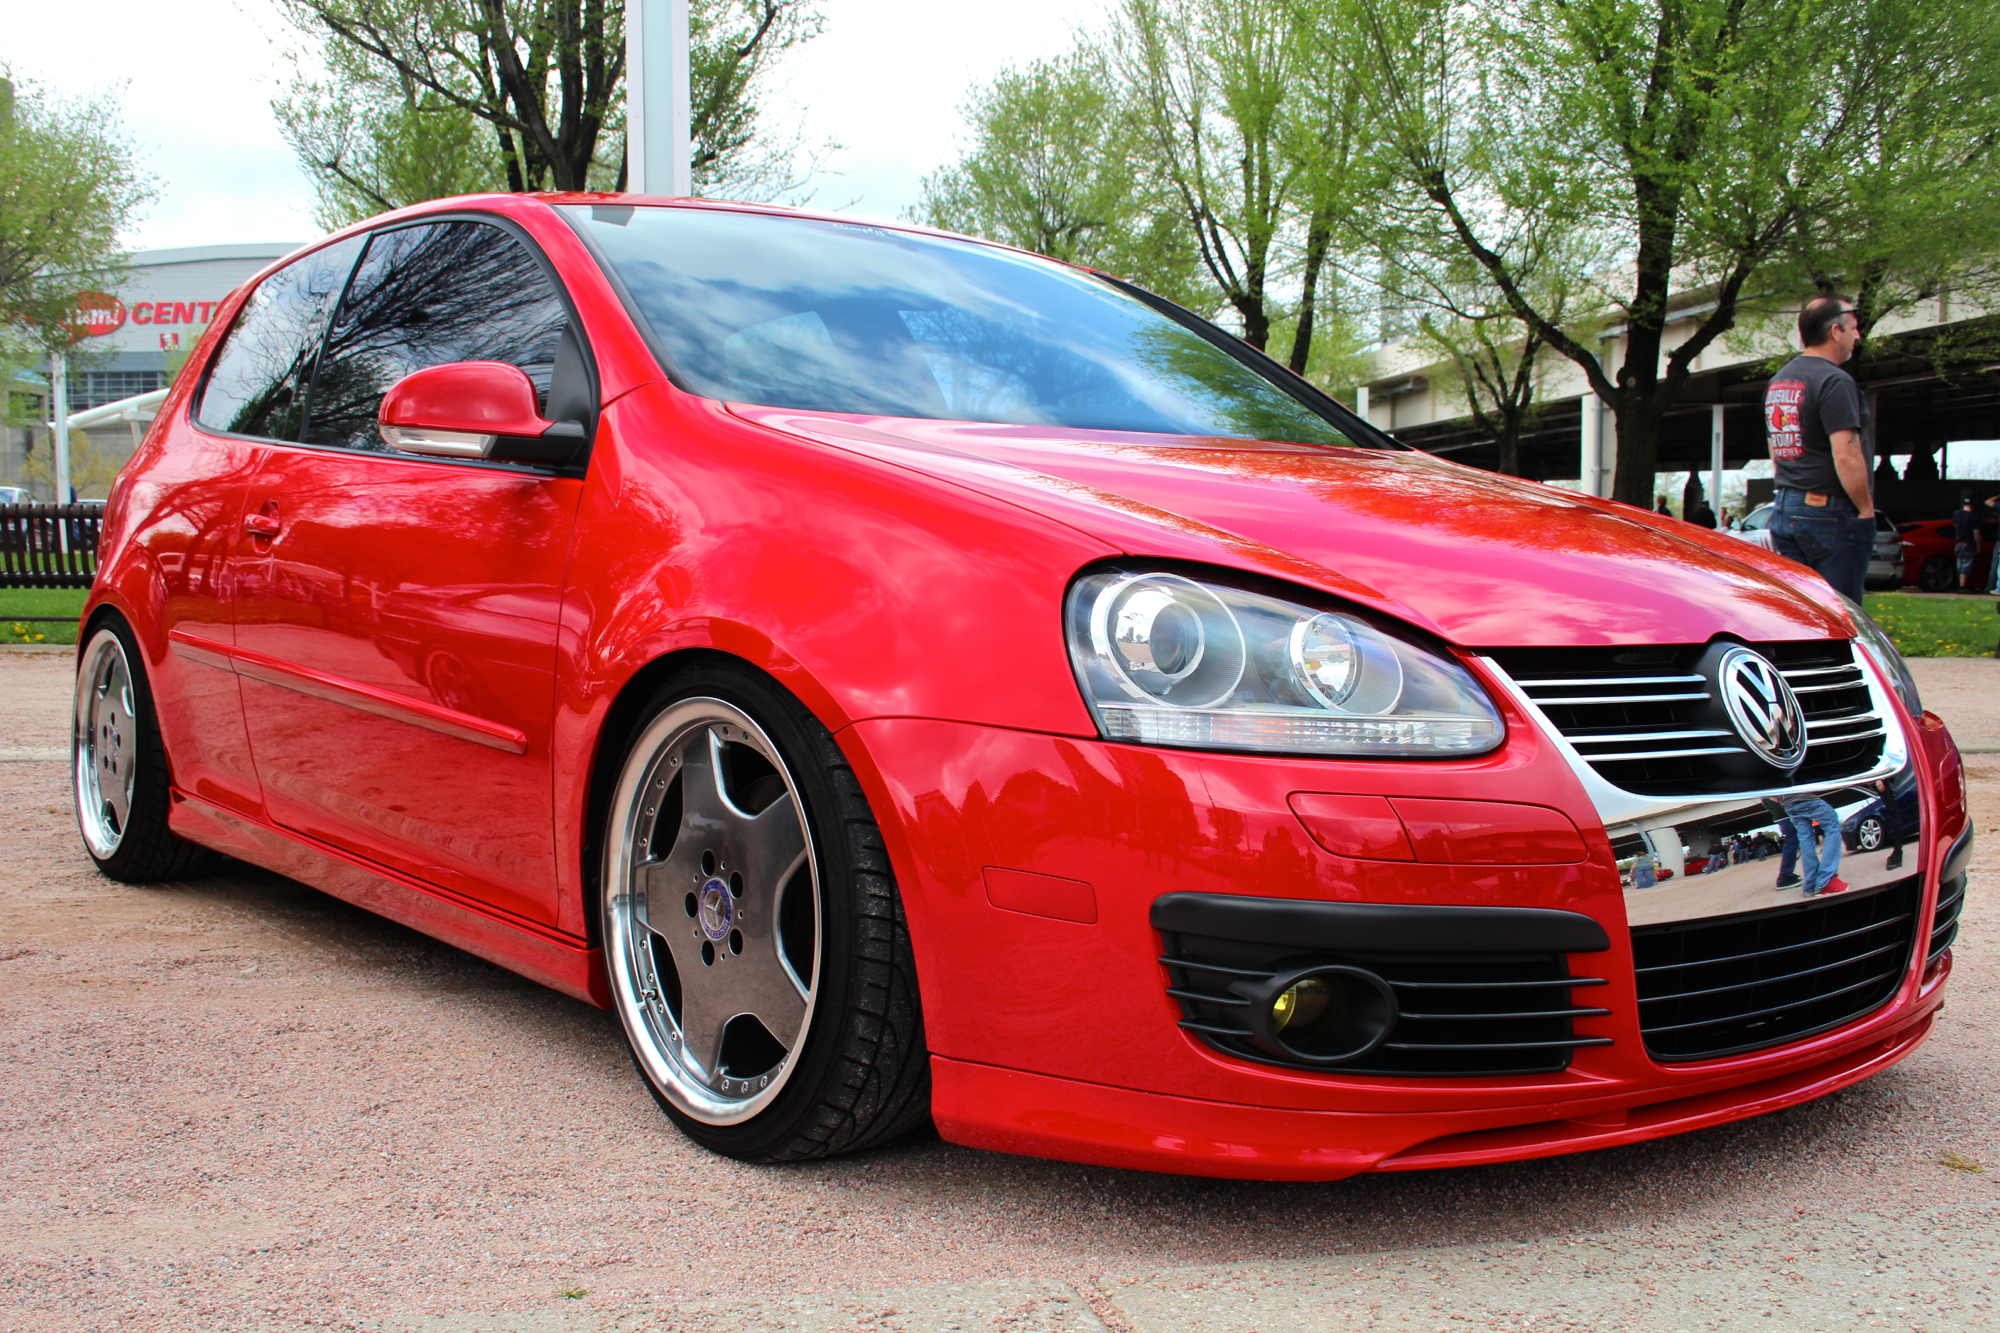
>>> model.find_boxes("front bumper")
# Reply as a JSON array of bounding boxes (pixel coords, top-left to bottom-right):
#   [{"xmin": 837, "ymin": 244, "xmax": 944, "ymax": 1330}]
[{"xmin": 838, "ymin": 691, "xmax": 1964, "ymax": 1179}]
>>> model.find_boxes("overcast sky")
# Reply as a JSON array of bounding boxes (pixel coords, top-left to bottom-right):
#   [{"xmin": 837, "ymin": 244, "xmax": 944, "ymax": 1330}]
[{"xmin": 5, "ymin": 0, "xmax": 1104, "ymax": 252}]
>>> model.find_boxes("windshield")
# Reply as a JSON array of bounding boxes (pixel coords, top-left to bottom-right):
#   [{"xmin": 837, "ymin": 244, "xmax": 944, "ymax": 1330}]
[{"xmin": 562, "ymin": 205, "xmax": 1360, "ymax": 446}]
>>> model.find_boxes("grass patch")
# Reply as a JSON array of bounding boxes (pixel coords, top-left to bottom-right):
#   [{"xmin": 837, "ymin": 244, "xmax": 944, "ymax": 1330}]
[
  {"xmin": 0, "ymin": 587, "xmax": 88, "ymax": 645},
  {"xmin": 1862, "ymin": 591, "xmax": 1998, "ymax": 659}
]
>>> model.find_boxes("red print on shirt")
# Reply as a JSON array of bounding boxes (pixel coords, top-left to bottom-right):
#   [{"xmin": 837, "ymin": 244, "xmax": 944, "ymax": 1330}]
[{"xmin": 1766, "ymin": 381, "xmax": 1805, "ymax": 460}]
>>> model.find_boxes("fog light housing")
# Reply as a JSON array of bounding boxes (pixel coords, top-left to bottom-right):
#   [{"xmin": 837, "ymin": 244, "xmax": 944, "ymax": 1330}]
[{"xmin": 1236, "ymin": 965, "xmax": 1398, "ymax": 1065}]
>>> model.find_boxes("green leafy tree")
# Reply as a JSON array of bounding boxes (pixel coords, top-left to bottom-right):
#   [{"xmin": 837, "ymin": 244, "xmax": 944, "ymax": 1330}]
[
  {"xmin": 1317, "ymin": 0, "xmax": 2000, "ymax": 506},
  {"xmin": 1114, "ymin": 0, "xmax": 1303, "ymax": 353},
  {"xmin": 915, "ymin": 50, "xmax": 1198, "ymax": 303},
  {"xmin": 275, "ymin": 0, "xmax": 823, "ymax": 227},
  {"xmin": 0, "ymin": 73, "xmax": 152, "ymax": 351}
]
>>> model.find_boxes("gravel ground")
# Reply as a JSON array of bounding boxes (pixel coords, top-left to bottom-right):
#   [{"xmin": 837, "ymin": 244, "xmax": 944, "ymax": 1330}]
[{"xmin": 1, "ymin": 648, "xmax": 1995, "ymax": 1332}]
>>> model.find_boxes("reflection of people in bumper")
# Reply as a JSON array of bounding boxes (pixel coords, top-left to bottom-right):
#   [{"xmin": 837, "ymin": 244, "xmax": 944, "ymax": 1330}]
[
  {"xmin": 1763, "ymin": 797, "xmax": 1802, "ymax": 888},
  {"xmin": 1778, "ymin": 794, "xmax": 1847, "ymax": 896},
  {"xmin": 1872, "ymin": 778, "xmax": 1906, "ymax": 872},
  {"xmin": 1618, "ymin": 769, "xmax": 1919, "ymax": 927}
]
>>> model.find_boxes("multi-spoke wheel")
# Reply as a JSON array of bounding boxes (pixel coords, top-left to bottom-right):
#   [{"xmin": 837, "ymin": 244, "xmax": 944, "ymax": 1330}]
[
  {"xmin": 603, "ymin": 663, "xmax": 928, "ymax": 1161},
  {"xmin": 73, "ymin": 617, "xmax": 217, "ymax": 883},
  {"xmin": 1855, "ymin": 816, "xmax": 1885, "ymax": 852}
]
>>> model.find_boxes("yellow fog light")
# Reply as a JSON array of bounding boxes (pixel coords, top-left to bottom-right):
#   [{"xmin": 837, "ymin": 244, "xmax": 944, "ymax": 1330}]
[{"xmin": 1271, "ymin": 976, "xmax": 1335, "ymax": 1034}]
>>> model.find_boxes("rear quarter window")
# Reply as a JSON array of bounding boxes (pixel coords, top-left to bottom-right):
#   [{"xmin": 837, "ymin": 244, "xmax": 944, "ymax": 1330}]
[{"xmin": 195, "ymin": 236, "xmax": 364, "ymax": 440}]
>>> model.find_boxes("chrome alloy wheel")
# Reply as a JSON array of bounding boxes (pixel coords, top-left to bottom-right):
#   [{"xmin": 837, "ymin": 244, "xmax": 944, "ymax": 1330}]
[
  {"xmin": 604, "ymin": 698, "xmax": 821, "ymax": 1125},
  {"xmin": 75, "ymin": 628, "xmax": 139, "ymax": 859}
]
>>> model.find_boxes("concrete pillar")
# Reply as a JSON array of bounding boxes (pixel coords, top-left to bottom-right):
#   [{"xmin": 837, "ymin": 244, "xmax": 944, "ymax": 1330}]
[
  {"xmin": 50, "ymin": 350, "xmax": 70, "ymax": 505},
  {"xmin": 626, "ymin": 0, "xmax": 692, "ymax": 195},
  {"xmin": 1711, "ymin": 404, "xmax": 1725, "ymax": 519},
  {"xmin": 1355, "ymin": 383, "xmax": 1370, "ymax": 426},
  {"xmin": 1579, "ymin": 395, "xmax": 1599, "ymax": 495}
]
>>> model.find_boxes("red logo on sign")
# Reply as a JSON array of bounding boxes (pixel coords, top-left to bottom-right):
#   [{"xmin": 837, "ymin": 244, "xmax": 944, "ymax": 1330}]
[{"xmin": 73, "ymin": 292, "xmax": 128, "ymax": 337}]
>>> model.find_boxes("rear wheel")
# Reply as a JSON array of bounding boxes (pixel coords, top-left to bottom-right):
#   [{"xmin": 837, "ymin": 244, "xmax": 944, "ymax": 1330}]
[
  {"xmin": 1918, "ymin": 554, "xmax": 1955, "ymax": 592},
  {"xmin": 74, "ymin": 619, "xmax": 218, "ymax": 883},
  {"xmin": 601, "ymin": 662, "xmax": 929, "ymax": 1161}
]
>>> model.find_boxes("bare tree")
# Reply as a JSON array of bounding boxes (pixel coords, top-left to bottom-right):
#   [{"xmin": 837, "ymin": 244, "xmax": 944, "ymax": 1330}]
[{"xmin": 276, "ymin": 0, "xmax": 821, "ymax": 222}]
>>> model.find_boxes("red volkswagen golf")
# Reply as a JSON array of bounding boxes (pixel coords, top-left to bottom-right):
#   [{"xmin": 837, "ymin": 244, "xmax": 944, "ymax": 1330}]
[{"xmin": 74, "ymin": 195, "xmax": 1965, "ymax": 1179}]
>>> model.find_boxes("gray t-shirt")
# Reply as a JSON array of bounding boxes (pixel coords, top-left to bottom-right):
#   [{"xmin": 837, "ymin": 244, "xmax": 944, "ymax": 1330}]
[{"xmin": 1765, "ymin": 354, "xmax": 1868, "ymax": 494}]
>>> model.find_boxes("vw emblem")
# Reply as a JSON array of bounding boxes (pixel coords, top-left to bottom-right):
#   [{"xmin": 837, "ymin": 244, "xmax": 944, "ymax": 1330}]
[{"xmin": 1716, "ymin": 646, "xmax": 1807, "ymax": 768}]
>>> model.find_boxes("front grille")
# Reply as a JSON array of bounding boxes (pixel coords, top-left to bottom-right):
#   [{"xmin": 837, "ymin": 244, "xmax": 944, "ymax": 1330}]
[
  {"xmin": 1160, "ymin": 924, "xmax": 1608, "ymax": 1080},
  {"xmin": 1631, "ymin": 880, "xmax": 1919, "ymax": 1061},
  {"xmin": 1929, "ymin": 873, "xmax": 1966, "ymax": 969},
  {"xmin": 1487, "ymin": 641, "xmax": 1886, "ymax": 796}
]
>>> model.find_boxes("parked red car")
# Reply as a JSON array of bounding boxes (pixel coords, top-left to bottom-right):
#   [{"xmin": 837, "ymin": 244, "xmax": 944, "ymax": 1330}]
[
  {"xmin": 75, "ymin": 195, "xmax": 1964, "ymax": 1180},
  {"xmin": 1898, "ymin": 517, "xmax": 1995, "ymax": 591}
]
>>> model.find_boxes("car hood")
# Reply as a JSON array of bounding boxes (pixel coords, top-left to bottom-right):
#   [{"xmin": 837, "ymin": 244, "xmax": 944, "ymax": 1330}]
[{"xmin": 731, "ymin": 407, "xmax": 1851, "ymax": 648}]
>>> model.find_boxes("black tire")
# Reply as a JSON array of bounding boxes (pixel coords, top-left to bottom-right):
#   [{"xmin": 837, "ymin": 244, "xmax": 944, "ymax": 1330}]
[
  {"xmin": 1918, "ymin": 554, "xmax": 1955, "ymax": 592},
  {"xmin": 600, "ymin": 660, "xmax": 929, "ymax": 1162},
  {"xmin": 73, "ymin": 616, "xmax": 220, "ymax": 884},
  {"xmin": 1855, "ymin": 816, "xmax": 1884, "ymax": 853}
]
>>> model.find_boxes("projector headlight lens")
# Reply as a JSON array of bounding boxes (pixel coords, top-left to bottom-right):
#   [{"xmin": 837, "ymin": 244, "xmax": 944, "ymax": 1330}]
[{"xmin": 1067, "ymin": 566, "xmax": 1503, "ymax": 758}]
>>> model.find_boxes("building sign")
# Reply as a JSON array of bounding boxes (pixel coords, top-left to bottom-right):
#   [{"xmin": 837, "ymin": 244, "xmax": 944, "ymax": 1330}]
[
  {"xmin": 73, "ymin": 292, "xmax": 128, "ymax": 338},
  {"xmin": 133, "ymin": 300, "xmax": 226, "ymax": 328}
]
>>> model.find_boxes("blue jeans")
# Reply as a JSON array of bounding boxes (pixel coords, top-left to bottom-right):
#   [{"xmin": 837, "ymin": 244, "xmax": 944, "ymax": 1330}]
[
  {"xmin": 1783, "ymin": 798, "xmax": 1843, "ymax": 893},
  {"xmin": 1770, "ymin": 488, "xmax": 1874, "ymax": 603},
  {"xmin": 1777, "ymin": 818, "xmax": 1798, "ymax": 881}
]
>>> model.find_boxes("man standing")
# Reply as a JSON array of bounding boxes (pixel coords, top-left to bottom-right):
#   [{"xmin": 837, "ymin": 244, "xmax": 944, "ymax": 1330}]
[
  {"xmin": 1954, "ymin": 492, "xmax": 1979, "ymax": 590},
  {"xmin": 1765, "ymin": 295, "xmax": 1872, "ymax": 602}
]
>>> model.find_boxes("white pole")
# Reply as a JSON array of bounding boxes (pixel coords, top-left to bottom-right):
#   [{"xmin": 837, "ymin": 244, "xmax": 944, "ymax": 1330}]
[
  {"xmin": 626, "ymin": 0, "xmax": 693, "ymax": 195},
  {"xmin": 1710, "ymin": 404, "xmax": 1725, "ymax": 519},
  {"xmin": 50, "ymin": 350, "xmax": 71, "ymax": 505},
  {"xmin": 1579, "ymin": 394, "xmax": 1600, "ymax": 496},
  {"xmin": 1354, "ymin": 383, "xmax": 1370, "ymax": 424}
]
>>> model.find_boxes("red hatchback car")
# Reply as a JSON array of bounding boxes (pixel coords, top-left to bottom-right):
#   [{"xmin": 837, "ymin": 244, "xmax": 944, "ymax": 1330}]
[{"xmin": 75, "ymin": 195, "xmax": 1966, "ymax": 1179}]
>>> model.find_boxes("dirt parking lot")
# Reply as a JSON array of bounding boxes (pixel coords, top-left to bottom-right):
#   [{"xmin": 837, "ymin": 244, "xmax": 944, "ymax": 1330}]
[{"xmin": 1, "ymin": 647, "xmax": 1996, "ymax": 1332}]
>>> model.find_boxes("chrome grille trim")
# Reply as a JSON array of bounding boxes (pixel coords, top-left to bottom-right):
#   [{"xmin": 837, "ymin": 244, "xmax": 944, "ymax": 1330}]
[{"xmin": 1478, "ymin": 641, "xmax": 1907, "ymax": 825}]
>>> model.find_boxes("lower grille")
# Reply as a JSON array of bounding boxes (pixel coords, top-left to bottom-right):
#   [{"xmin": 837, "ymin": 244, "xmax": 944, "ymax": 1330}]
[
  {"xmin": 1153, "ymin": 895, "xmax": 1612, "ymax": 1077},
  {"xmin": 1632, "ymin": 880, "xmax": 1920, "ymax": 1061},
  {"xmin": 1929, "ymin": 873, "xmax": 1966, "ymax": 968}
]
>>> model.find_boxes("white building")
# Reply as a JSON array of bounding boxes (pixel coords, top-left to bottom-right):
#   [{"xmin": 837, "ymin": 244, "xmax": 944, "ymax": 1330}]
[{"xmin": 5, "ymin": 242, "xmax": 303, "ymax": 498}]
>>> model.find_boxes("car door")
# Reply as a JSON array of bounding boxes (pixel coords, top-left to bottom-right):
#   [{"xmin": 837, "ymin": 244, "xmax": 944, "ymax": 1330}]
[
  {"xmin": 146, "ymin": 235, "xmax": 366, "ymax": 817},
  {"xmin": 230, "ymin": 218, "xmax": 592, "ymax": 925}
]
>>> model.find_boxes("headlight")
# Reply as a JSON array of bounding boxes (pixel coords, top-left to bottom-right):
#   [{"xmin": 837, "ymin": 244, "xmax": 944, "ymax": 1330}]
[
  {"xmin": 1065, "ymin": 567, "xmax": 1505, "ymax": 757},
  {"xmin": 1843, "ymin": 595, "xmax": 1922, "ymax": 715}
]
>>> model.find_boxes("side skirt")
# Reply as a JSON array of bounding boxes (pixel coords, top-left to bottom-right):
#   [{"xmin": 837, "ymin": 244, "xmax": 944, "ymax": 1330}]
[{"xmin": 168, "ymin": 788, "xmax": 610, "ymax": 1008}]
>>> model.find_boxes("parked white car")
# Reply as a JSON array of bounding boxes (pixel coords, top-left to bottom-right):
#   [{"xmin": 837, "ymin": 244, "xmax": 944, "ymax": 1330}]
[{"xmin": 1729, "ymin": 503, "xmax": 1903, "ymax": 588}]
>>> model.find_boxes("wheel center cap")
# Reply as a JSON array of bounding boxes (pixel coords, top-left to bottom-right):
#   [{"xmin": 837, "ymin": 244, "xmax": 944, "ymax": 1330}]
[{"xmin": 698, "ymin": 879, "xmax": 733, "ymax": 941}]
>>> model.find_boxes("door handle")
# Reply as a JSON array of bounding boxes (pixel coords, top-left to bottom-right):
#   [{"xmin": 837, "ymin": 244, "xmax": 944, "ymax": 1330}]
[{"xmin": 244, "ymin": 512, "xmax": 282, "ymax": 540}]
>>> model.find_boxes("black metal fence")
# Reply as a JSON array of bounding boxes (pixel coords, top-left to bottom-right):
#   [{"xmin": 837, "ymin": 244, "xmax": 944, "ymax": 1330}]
[{"xmin": 1, "ymin": 503, "xmax": 105, "ymax": 589}]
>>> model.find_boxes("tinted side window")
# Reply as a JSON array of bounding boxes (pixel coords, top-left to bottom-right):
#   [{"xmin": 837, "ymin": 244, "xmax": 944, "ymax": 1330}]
[
  {"xmin": 303, "ymin": 221, "xmax": 569, "ymax": 452},
  {"xmin": 195, "ymin": 236, "xmax": 364, "ymax": 439}
]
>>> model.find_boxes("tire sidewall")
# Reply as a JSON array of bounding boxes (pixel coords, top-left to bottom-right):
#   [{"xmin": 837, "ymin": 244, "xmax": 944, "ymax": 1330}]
[{"xmin": 74, "ymin": 612, "xmax": 166, "ymax": 879}]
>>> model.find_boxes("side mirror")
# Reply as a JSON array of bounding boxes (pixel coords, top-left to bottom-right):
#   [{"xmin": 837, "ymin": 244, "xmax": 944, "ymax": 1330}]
[{"xmin": 378, "ymin": 361, "xmax": 587, "ymax": 466}]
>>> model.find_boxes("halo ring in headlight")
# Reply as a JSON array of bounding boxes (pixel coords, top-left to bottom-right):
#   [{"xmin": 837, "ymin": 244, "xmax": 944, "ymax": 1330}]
[{"xmin": 1089, "ymin": 573, "xmax": 1246, "ymax": 709}]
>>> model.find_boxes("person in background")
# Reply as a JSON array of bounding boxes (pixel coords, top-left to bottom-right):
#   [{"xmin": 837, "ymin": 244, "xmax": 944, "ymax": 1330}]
[
  {"xmin": 1954, "ymin": 492, "xmax": 1979, "ymax": 590},
  {"xmin": 1656, "ymin": 496, "xmax": 1674, "ymax": 516},
  {"xmin": 1765, "ymin": 294, "xmax": 1873, "ymax": 602},
  {"xmin": 1632, "ymin": 847, "xmax": 1657, "ymax": 889},
  {"xmin": 1688, "ymin": 498, "xmax": 1718, "ymax": 529}
]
